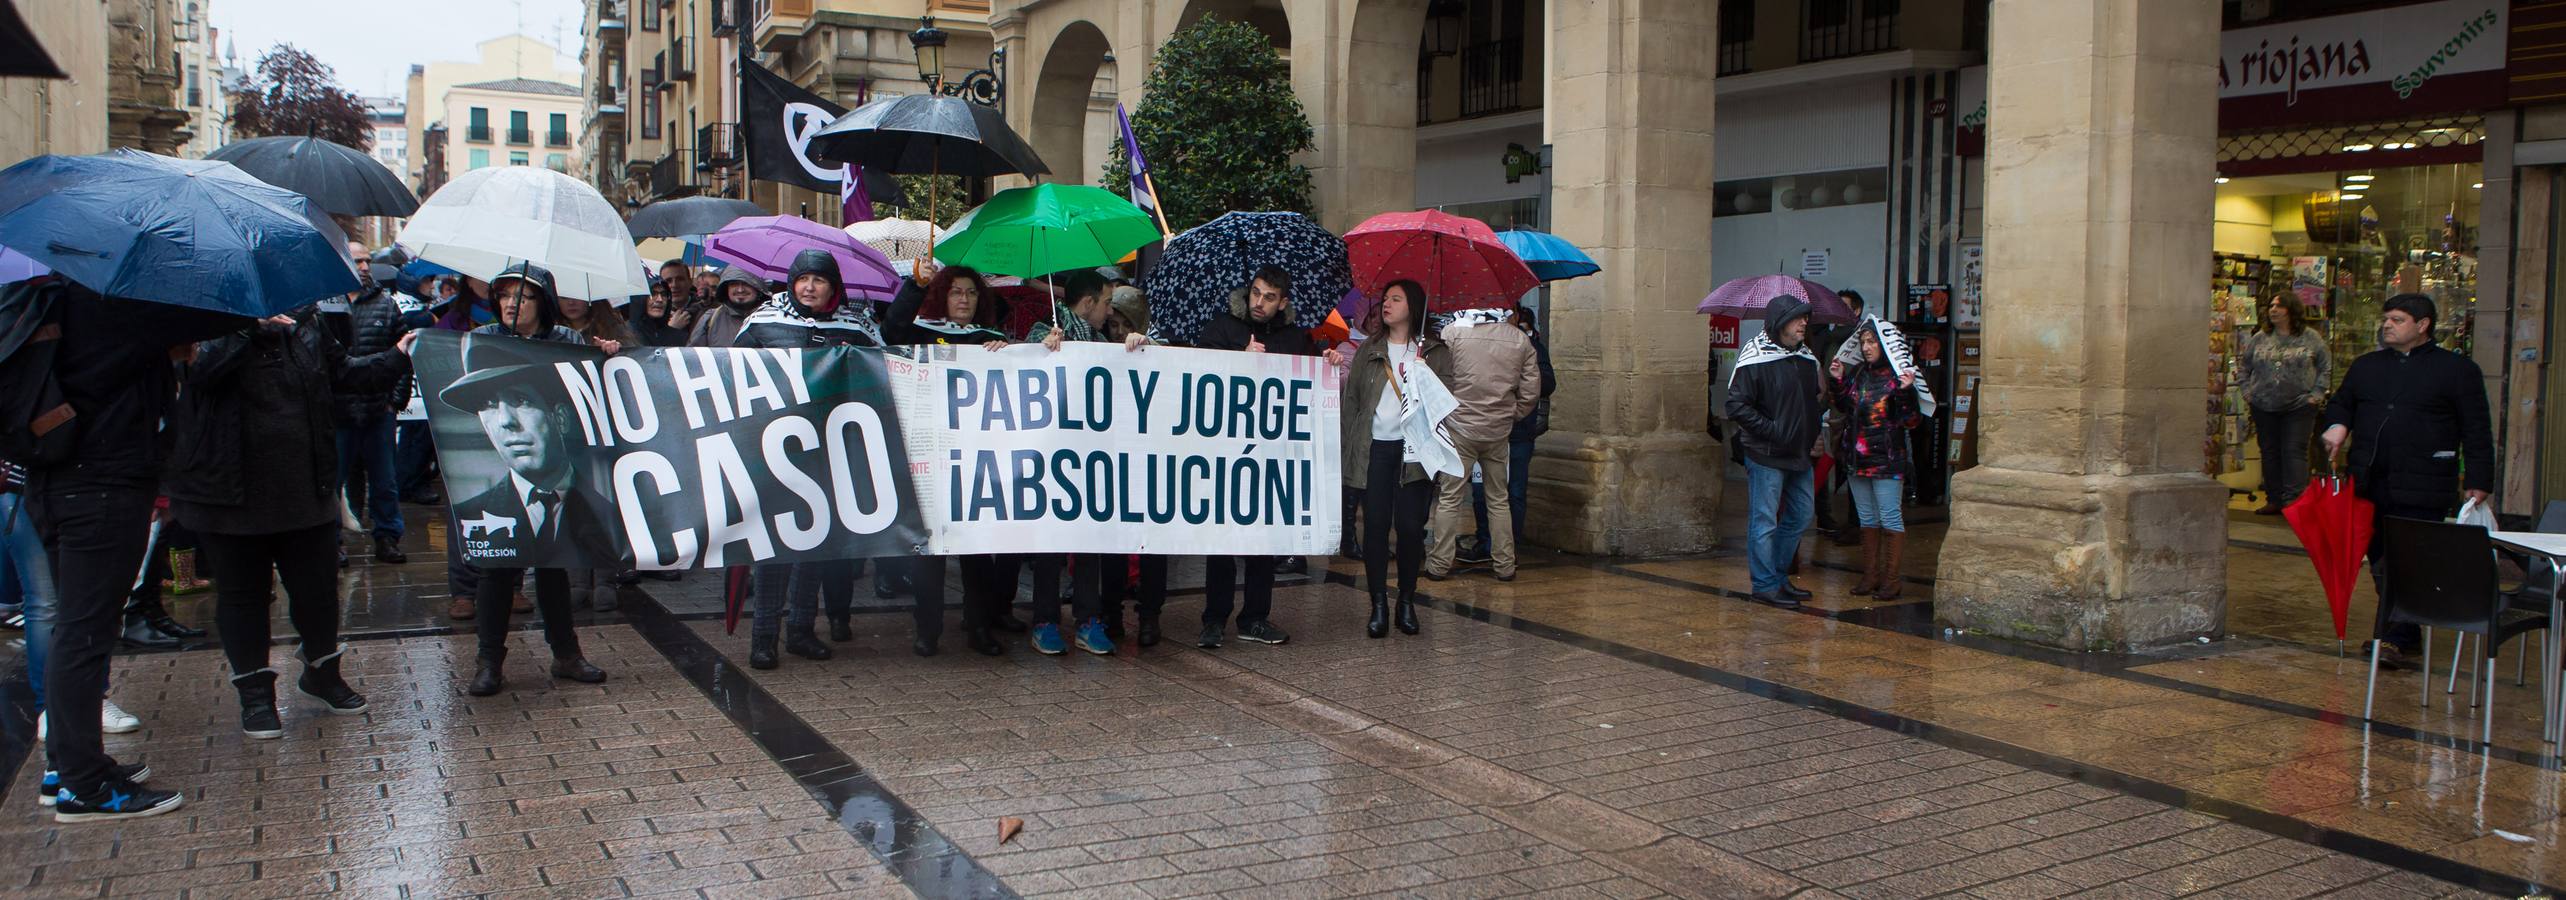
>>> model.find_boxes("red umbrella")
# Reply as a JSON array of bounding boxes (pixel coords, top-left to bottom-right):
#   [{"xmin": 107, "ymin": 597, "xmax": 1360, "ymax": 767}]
[
  {"xmin": 1697, "ymin": 275, "xmax": 1859, "ymax": 324},
  {"xmin": 1344, "ymin": 210, "xmax": 1538, "ymax": 312},
  {"xmin": 2283, "ymin": 475, "xmax": 2375, "ymax": 647}
]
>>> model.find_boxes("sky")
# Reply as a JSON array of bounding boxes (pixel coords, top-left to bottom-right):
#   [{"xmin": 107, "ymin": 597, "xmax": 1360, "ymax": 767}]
[{"xmin": 211, "ymin": 0, "xmax": 586, "ymax": 100}]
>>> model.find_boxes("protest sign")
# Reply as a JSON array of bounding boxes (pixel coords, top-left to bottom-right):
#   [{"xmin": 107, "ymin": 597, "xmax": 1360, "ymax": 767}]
[
  {"xmin": 410, "ymin": 330, "xmax": 926, "ymax": 570},
  {"xmin": 884, "ymin": 343, "xmax": 1344, "ymax": 555}
]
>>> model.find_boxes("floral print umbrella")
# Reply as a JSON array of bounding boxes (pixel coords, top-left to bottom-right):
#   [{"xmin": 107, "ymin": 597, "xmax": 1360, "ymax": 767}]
[
  {"xmin": 1344, "ymin": 209, "xmax": 1539, "ymax": 313},
  {"xmin": 1139, "ymin": 211, "xmax": 1350, "ymax": 346}
]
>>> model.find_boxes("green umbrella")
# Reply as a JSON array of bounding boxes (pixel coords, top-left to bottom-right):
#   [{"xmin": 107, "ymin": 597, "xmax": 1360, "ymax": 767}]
[{"xmin": 932, "ymin": 184, "xmax": 1160, "ymax": 279}]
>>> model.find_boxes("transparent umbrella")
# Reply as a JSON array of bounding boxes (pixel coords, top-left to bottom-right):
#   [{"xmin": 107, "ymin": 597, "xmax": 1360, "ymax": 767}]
[{"xmin": 397, "ymin": 166, "xmax": 648, "ymax": 300}]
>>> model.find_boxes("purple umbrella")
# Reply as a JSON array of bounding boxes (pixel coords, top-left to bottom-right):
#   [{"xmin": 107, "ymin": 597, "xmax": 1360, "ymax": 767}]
[
  {"xmin": 703, "ymin": 215, "xmax": 900, "ymax": 299},
  {"xmin": 0, "ymin": 243, "xmax": 47, "ymax": 284},
  {"xmin": 1335, "ymin": 284, "xmax": 1366, "ymax": 323},
  {"xmin": 1697, "ymin": 274, "xmax": 1858, "ymax": 324}
]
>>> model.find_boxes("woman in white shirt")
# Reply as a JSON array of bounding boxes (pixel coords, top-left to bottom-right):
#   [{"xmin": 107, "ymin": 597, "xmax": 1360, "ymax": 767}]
[{"xmin": 1338, "ymin": 280, "xmax": 1453, "ymax": 638}]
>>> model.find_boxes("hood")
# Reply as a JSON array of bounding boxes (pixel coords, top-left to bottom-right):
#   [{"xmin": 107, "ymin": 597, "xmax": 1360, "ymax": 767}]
[
  {"xmin": 487, "ymin": 262, "xmax": 562, "ymax": 335},
  {"xmin": 1763, "ymin": 294, "xmax": 1811, "ymax": 337},
  {"xmin": 714, "ymin": 265, "xmax": 764, "ymax": 308},
  {"xmin": 787, "ymin": 249, "xmax": 843, "ymax": 298}
]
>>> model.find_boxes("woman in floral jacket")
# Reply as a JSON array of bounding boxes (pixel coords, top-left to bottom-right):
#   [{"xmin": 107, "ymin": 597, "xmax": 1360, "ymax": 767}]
[{"xmin": 1828, "ymin": 317, "xmax": 1928, "ymax": 600}]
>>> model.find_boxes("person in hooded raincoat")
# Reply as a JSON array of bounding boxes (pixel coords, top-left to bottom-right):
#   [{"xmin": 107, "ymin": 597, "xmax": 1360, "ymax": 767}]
[
  {"xmin": 687, "ymin": 266, "xmax": 766, "ymax": 348},
  {"xmin": 1723, "ymin": 296, "xmax": 1824, "ymax": 609}
]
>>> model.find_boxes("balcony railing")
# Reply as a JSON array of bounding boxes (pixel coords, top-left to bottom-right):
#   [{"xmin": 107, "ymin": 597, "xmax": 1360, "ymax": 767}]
[
  {"xmin": 654, "ymin": 52, "xmax": 673, "ymax": 90},
  {"xmin": 650, "ymin": 148, "xmax": 702, "ymax": 198},
  {"xmin": 670, "ymin": 38, "xmax": 694, "ymax": 81},
  {"xmin": 1718, "ymin": 41, "xmax": 1752, "ymax": 76},
  {"xmin": 1718, "ymin": 0, "xmax": 1755, "ymax": 75},
  {"xmin": 507, "ymin": 127, "xmax": 533, "ymax": 145},
  {"xmin": 1458, "ymin": 37, "xmax": 1526, "ymax": 119},
  {"xmin": 546, "ymin": 129, "xmax": 572, "ymax": 147},
  {"xmin": 712, "ymin": 0, "xmax": 737, "ymax": 36},
  {"xmin": 466, "ymin": 124, "xmax": 493, "ymax": 142},
  {"xmin": 696, "ymin": 123, "xmax": 739, "ymax": 170},
  {"xmin": 1800, "ymin": 0, "xmax": 1899, "ymax": 63}
]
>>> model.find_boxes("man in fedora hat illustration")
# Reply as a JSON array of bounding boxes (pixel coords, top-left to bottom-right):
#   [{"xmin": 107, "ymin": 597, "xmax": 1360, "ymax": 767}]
[{"xmin": 439, "ymin": 334, "xmax": 621, "ymax": 569}]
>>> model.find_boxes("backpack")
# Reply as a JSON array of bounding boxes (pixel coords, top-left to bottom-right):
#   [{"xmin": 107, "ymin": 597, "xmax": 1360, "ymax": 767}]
[{"xmin": 0, "ymin": 279, "xmax": 79, "ymax": 465}]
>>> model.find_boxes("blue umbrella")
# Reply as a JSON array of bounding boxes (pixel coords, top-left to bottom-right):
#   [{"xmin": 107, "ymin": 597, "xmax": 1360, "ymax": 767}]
[
  {"xmin": 0, "ymin": 150, "xmax": 359, "ymax": 316},
  {"xmin": 0, "ymin": 243, "xmax": 46, "ymax": 284},
  {"xmin": 1496, "ymin": 229, "xmax": 1600, "ymax": 282},
  {"xmin": 395, "ymin": 258, "xmax": 457, "ymax": 299}
]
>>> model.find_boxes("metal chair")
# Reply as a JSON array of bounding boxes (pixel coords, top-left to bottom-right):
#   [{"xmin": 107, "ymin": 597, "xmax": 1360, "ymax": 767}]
[{"xmin": 2367, "ymin": 516, "xmax": 2553, "ymax": 749}]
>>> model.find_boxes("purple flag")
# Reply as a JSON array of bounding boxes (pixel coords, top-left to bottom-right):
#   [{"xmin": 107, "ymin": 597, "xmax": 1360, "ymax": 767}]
[
  {"xmin": 1118, "ymin": 103, "xmax": 1158, "ymax": 220},
  {"xmin": 840, "ymin": 164, "xmax": 875, "ymax": 225}
]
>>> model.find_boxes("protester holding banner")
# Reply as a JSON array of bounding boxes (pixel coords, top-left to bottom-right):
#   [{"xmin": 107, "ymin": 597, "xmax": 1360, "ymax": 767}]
[
  {"xmin": 1341, "ymin": 281, "xmax": 1450, "ymax": 638},
  {"xmin": 886, "ymin": 263, "xmax": 1012, "ymax": 347},
  {"xmin": 882, "ymin": 262, "xmax": 1021, "ymax": 654},
  {"xmin": 632, "ymin": 279, "xmax": 693, "ymax": 347},
  {"xmin": 169, "ymin": 308, "xmax": 410, "ymax": 738},
  {"xmin": 1019, "ymin": 272, "xmax": 1154, "ymax": 654},
  {"xmin": 560, "ymin": 293, "xmax": 637, "ymax": 350},
  {"xmin": 1179, "ymin": 265, "xmax": 1320, "ymax": 649},
  {"xmin": 687, "ymin": 266, "xmax": 765, "ymax": 349},
  {"xmin": 443, "ymin": 263, "xmax": 612, "ymax": 695}
]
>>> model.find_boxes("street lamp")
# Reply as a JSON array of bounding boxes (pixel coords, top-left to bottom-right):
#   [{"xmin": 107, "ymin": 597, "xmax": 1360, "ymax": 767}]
[
  {"xmin": 1425, "ymin": 0, "xmax": 1466, "ymax": 57},
  {"xmin": 910, "ymin": 16, "xmax": 948, "ymax": 90},
  {"xmin": 910, "ymin": 16, "xmax": 1007, "ymax": 108}
]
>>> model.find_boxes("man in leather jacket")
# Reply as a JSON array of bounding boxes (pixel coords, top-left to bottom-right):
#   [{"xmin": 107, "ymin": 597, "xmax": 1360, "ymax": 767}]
[{"xmin": 332, "ymin": 246, "xmax": 414, "ymax": 565}]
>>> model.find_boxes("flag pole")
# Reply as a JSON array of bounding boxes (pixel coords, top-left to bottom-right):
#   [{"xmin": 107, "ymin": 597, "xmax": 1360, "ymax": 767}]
[{"xmin": 1140, "ymin": 170, "xmax": 1173, "ymax": 238}]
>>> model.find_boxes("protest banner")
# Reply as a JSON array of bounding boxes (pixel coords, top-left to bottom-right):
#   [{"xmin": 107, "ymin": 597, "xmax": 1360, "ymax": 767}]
[
  {"xmin": 410, "ymin": 330, "xmax": 926, "ymax": 570},
  {"xmin": 885, "ymin": 342, "xmax": 1343, "ymax": 555}
]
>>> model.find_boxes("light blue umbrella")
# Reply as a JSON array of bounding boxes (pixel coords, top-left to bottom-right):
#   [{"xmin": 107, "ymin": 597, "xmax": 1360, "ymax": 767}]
[
  {"xmin": 0, "ymin": 149, "xmax": 358, "ymax": 316},
  {"xmin": 0, "ymin": 243, "xmax": 46, "ymax": 284},
  {"xmin": 1496, "ymin": 229, "xmax": 1600, "ymax": 282}
]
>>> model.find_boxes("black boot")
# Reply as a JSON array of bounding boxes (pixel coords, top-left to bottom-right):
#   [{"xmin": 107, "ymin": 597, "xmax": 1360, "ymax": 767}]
[
  {"xmin": 372, "ymin": 534, "xmax": 407, "ymax": 564},
  {"xmin": 296, "ymin": 648, "xmax": 367, "ymax": 714},
  {"xmin": 1366, "ymin": 590, "xmax": 1389, "ymax": 639},
  {"xmin": 785, "ymin": 627, "xmax": 833, "ymax": 661},
  {"xmin": 828, "ymin": 615, "xmax": 853, "ymax": 642},
  {"xmin": 467, "ymin": 653, "xmax": 505, "ymax": 697},
  {"xmin": 749, "ymin": 634, "xmax": 779, "ymax": 670},
  {"xmin": 1395, "ymin": 593, "xmax": 1420, "ymax": 636},
  {"xmin": 118, "ymin": 612, "xmax": 178, "ymax": 648},
  {"xmin": 967, "ymin": 628, "xmax": 1004, "ymax": 656},
  {"xmin": 231, "ymin": 669, "xmax": 282, "ymax": 739},
  {"xmin": 1136, "ymin": 614, "xmax": 1161, "ymax": 648}
]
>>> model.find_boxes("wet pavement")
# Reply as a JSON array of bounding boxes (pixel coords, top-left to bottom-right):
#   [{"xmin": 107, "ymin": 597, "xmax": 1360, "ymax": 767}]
[{"xmin": 0, "ymin": 496, "xmax": 2545, "ymax": 897}]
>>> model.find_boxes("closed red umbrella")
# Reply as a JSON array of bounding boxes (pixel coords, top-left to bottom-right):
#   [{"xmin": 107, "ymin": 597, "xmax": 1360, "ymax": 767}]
[
  {"xmin": 2283, "ymin": 474, "xmax": 2375, "ymax": 650},
  {"xmin": 1344, "ymin": 210, "xmax": 1538, "ymax": 312}
]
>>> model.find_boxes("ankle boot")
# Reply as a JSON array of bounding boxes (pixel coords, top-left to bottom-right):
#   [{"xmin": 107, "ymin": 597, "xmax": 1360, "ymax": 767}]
[
  {"xmin": 467, "ymin": 652, "xmax": 505, "ymax": 697},
  {"xmin": 785, "ymin": 627, "xmax": 833, "ymax": 661},
  {"xmin": 1873, "ymin": 531, "xmax": 1906, "ymax": 601},
  {"xmin": 1850, "ymin": 528, "xmax": 1882, "ymax": 596},
  {"xmin": 1395, "ymin": 592, "xmax": 1420, "ymax": 635},
  {"xmin": 1365, "ymin": 589, "xmax": 1389, "ymax": 639},
  {"xmin": 749, "ymin": 633, "xmax": 779, "ymax": 669},
  {"xmin": 231, "ymin": 669, "xmax": 282, "ymax": 738},
  {"xmin": 296, "ymin": 648, "xmax": 367, "ymax": 714},
  {"xmin": 828, "ymin": 615, "xmax": 854, "ymax": 643}
]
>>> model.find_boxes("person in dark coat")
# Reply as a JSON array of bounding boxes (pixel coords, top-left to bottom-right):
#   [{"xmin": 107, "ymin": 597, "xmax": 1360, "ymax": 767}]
[
  {"xmin": 1827, "ymin": 316, "xmax": 1927, "ymax": 600},
  {"xmin": 1723, "ymin": 295, "xmax": 1824, "ymax": 609},
  {"xmin": 881, "ymin": 261, "xmax": 1021, "ymax": 656},
  {"xmin": 687, "ymin": 266, "xmax": 765, "ymax": 348},
  {"xmin": 18, "ymin": 276, "xmax": 247, "ymax": 822},
  {"xmin": 2322, "ymin": 293, "xmax": 2495, "ymax": 668},
  {"xmin": 330, "ymin": 254, "xmax": 416, "ymax": 565},
  {"xmin": 441, "ymin": 263, "xmax": 612, "ymax": 696},
  {"xmin": 168, "ymin": 307, "xmax": 409, "ymax": 739},
  {"xmin": 1180, "ymin": 265, "xmax": 1318, "ymax": 650}
]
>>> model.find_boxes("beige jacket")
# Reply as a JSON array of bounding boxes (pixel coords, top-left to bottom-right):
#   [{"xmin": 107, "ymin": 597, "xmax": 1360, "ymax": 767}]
[{"xmin": 1440, "ymin": 321, "xmax": 1542, "ymax": 444}]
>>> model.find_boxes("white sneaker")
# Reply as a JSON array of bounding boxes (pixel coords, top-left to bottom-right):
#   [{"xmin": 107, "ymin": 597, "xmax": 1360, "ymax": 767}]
[{"xmin": 100, "ymin": 700, "xmax": 139, "ymax": 734}]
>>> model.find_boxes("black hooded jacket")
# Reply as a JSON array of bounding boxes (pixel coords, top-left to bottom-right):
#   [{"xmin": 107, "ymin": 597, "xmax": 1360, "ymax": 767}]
[
  {"xmin": 735, "ymin": 250, "xmax": 882, "ymax": 351},
  {"xmin": 168, "ymin": 311, "xmax": 410, "ymax": 534},
  {"xmin": 1197, "ymin": 285, "xmax": 1318, "ymax": 355},
  {"xmin": 470, "ymin": 263, "xmax": 587, "ymax": 345},
  {"xmin": 330, "ymin": 283, "xmax": 414, "ymax": 424},
  {"xmin": 1722, "ymin": 296, "xmax": 1824, "ymax": 470}
]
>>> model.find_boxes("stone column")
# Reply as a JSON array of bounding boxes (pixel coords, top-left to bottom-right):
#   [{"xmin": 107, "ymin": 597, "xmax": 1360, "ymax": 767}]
[
  {"xmin": 1537, "ymin": 0, "xmax": 1723, "ymax": 556},
  {"xmin": 1934, "ymin": 0, "xmax": 2228, "ymax": 650},
  {"xmin": 1303, "ymin": 0, "xmax": 1427, "ymax": 233}
]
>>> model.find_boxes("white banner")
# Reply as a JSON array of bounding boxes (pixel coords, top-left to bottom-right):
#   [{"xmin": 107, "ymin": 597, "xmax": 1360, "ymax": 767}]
[
  {"xmin": 2218, "ymin": 0, "xmax": 2503, "ymax": 105},
  {"xmin": 885, "ymin": 343, "xmax": 1345, "ymax": 555}
]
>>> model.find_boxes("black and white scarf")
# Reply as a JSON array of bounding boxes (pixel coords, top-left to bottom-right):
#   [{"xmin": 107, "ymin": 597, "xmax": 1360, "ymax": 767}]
[
  {"xmin": 1729, "ymin": 330, "xmax": 1816, "ymax": 385},
  {"xmin": 1831, "ymin": 315, "xmax": 1939, "ymax": 416},
  {"xmin": 747, "ymin": 292, "xmax": 884, "ymax": 345}
]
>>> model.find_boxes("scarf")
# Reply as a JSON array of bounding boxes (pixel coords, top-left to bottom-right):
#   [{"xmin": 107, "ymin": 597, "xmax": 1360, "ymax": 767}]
[
  {"xmin": 1728, "ymin": 331, "xmax": 1815, "ymax": 386},
  {"xmin": 1437, "ymin": 308, "xmax": 1512, "ymax": 342},
  {"xmin": 748, "ymin": 292, "xmax": 884, "ymax": 345},
  {"xmin": 1830, "ymin": 315, "xmax": 1939, "ymax": 416},
  {"xmin": 912, "ymin": 317, "xmax": 1008, "ymax": 342}
]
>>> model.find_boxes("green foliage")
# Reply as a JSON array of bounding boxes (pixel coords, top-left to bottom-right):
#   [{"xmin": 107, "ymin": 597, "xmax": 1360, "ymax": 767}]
[
  {"xmin": 1101, "ymin": 16, "xmax": 1313, "ymax": 232},
  {"xmin": 878, "ymin": 174, "xmax": 970, "ymax": 227}
]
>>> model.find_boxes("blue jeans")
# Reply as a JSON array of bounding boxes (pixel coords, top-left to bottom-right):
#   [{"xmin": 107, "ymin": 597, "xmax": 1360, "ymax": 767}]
[
  {"xmin": 1745, "ymin": 459, "xmax": 1814, "ymax": 594},
  {"xmin": 0, "ymin": 494, "xmax": 52, "ymax": 711},
  {"xmin": 395, "ymin": 419, "xmax": 438, "ymax": 498},
  {"xmin": 1848, "ymin": 476, "xmax": 1905, "ymax": 532},
  {"xmin": 338, "ymin": 413, "xmax": 403, "ymax": 540},
  {"xmin": 1472, "ymin": 436, "xmax": 1537, "ymax": 547}
]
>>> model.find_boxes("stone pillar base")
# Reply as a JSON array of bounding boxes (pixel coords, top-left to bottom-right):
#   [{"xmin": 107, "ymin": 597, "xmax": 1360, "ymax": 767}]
[
  {"xmin": 1530, "ymin": 430, "xmax": 1724, "ymax": 558},
  {"xmin": 1934, "ymin": 465, "xmax": 2228, "ymax": 651}
]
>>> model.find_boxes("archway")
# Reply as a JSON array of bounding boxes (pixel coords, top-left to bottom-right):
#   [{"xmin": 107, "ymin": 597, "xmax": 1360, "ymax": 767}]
[
  {"xmin": 1032, "ymin": 20, "xmax": 1115, "ymax": 186},
  {"xmin": 1172, "ymin": 0, "xmax": 1291, "ymax": 50}
]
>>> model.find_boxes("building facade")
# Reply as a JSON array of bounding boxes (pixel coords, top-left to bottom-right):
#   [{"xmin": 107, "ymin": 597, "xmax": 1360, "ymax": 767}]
[
  {"xmin": 107, "ymin": 0, "xmax": 191, "ymax": 154},
  {"xmin": 172, "ymin": 0, "xmax": 231, "ymax": 158},
  {"xmin": 0, "ymin": 0, "xmax": 112, "ymax": 168},
  {"xmin": 581, "ymin": 0, "xmax": 751, "ymax": 215},
  {"xmin": 402, "ymin": 35, "xmax": 585, "ymax": 191},
  {"xmin": 443, "ymin": 79, "xmax": 584, "ymax": 177}
]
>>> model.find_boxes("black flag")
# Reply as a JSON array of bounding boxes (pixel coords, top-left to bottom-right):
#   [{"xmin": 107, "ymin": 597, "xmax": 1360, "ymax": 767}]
[{"xmin": 737, "ymin": 58, "xmax": 904, "ymax": 207}]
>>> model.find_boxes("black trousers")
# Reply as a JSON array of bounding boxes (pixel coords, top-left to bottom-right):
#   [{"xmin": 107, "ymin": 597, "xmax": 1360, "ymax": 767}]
[
  {"xmin": 1203, "ymin": 556, "xmax": 1276, "ymax": 628},
  {"xmin": 907, "ymin": 555, "xmax": 946, "ymax": 644},
  {"xmin": 1024, "ymin": 554, "xmax": 1113, "ymax": 628},
  {"xmin": 200, "ymin": 522, "xmax": 342, "ymax": 677},
  {"xmin": 476, "ymin": 567, "xmax": 580, "ymax": 661},
  {"xmin": 1364, "ymin": 440, "xmax": 1433, "ymax": 597},
  {"xmin": 30, "ymin": 478, "xmax": 155, "ymax": 795},
  {"xmin": 956, "ymin": 555, "xmax": 1021, "ymax": 632}
]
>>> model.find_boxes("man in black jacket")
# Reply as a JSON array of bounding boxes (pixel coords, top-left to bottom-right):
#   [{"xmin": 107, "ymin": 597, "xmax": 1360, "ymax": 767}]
[
  {"xmin": 1175, "ymin": 266, "xmax": 1315, "ymax": 650},
  {"xmin": 332, "ymin": 248, "xmax": 414, "ymax": 564},
  {"xmin": 1723, "ymin": 296, "xmax": 1823, "ymax": 609},
  {"xmin": 2322, "ymin": 293, "xmax": 2494, "ymax": 667}
]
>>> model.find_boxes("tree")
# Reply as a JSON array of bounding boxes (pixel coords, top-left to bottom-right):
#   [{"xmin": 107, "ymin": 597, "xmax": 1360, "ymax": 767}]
[
  {"xmin": 1102, "ymin": 16, "xmax": 1313, "ymax": 232},
  {"xmin": 229, "ymin": 44, "xmax": 373, "ymax": 150}
]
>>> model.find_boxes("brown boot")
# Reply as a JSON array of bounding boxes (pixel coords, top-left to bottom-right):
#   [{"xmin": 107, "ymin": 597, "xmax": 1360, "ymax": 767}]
[
  {"xmin": 1872, "ymin": 531, "xmax": 1906, "ymax": 601},
  {"xmin": 447, "ymin": 596, "xmax": 476, "ymax": 620},
  {"xmin": 1850, "ymin": 528, "xmax": 1881, "ymax": 596}
]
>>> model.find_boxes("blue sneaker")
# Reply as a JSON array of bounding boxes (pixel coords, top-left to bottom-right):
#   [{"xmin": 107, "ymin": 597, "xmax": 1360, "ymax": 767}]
[
  {"xmin": 1074, "ymin": 619, "xmax": 1115, "ymax": 656},
  {"xmin": 39, "ymin": 763, "xmax": 150, "ymax": 808},
  {"xmin": 1031, "ymin": 623, "xmax": 1066, "ymax": 655}
]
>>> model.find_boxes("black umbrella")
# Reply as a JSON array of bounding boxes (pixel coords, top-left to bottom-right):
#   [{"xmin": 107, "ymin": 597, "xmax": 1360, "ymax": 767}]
[
  {"xmin": 627, "ymin": 196, "xmax": 767, "ymax": 239},
  {"xmin": 0, "ymin": 0, "xmax": 63, "ymax": 78},
  {"xmin": 807, "ymin": 94, "xmax": 1049, "ymax": 178},
  {"xmin": 1140, "ymin": 212, "xmax": 1349, "ymax": 346},
  {"xmin": 207, "ymin": 136, "xmax": 421, "ymax": 218}
]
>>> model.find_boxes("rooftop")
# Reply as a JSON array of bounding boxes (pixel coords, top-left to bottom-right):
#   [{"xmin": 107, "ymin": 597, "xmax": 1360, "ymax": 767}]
[{"xmin": 452, "ymin": 77, "xmax": 580, "ymax": 97}]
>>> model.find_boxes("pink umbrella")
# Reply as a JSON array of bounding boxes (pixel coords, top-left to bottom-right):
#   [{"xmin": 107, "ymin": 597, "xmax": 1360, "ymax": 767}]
[
  {"xmin": 1697, "ymin": 275, "xmax": 1858, "ymax": 324},
  {"xmin": 1344, "ymin": 210, "xmax": 1538, "ymax": 312}
]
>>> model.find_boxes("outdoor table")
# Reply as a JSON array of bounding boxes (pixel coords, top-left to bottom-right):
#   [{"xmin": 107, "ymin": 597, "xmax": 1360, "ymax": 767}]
[{"xmin": 2488, "ymin": 530, "xmax": 2566, "ymax": 744}]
